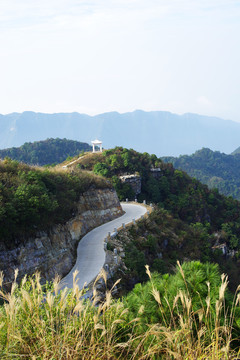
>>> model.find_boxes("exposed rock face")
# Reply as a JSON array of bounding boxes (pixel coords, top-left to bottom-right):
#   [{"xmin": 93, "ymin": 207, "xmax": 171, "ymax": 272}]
[
  {"xmin": 150, "ymin": 167, "xmax": 162, "ymax": 179},
  {"xmin": 119, "ymin": 174, "xmax": 141, "ymax": 195},
  {"xmin": 0, "ymin": 188, "xmax": 123, "ymax": 286}
]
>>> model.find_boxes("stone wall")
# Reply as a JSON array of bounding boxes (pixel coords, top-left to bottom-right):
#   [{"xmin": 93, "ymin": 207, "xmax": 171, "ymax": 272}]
[{"xmin": 0, "ymin": 188, "xmax": 123, "ymax": 286}]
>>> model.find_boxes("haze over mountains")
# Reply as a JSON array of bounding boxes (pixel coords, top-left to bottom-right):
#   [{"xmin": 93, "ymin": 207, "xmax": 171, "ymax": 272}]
[{"xmin": 1, "ymin": 110, "xmax": 240, "ymax": 156}]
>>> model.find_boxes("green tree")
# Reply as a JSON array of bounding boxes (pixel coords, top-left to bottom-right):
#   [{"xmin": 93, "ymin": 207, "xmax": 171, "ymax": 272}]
[
  {"xmin": 93, "ymin": 162, "xmax": 110, "ymax": 177},
  {"xmin": 125, "ymin": 261, "xmax": 229, "ymax": 332}
]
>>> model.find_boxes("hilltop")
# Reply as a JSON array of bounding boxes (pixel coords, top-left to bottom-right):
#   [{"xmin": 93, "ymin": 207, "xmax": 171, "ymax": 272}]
[{"xmin": 0, "ymin": 138, "xmax": 92, "ymax": 166}]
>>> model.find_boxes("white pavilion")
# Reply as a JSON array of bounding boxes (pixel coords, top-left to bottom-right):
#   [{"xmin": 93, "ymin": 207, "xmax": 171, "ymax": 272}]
[{"xmin": 91, "ymin": 139, "xmax": 103, "ymax": 153}]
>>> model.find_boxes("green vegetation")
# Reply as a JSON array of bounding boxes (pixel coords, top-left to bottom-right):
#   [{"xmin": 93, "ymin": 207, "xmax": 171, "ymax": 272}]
[
  {"xmin": 0, "ymin": 138, "xmax": 92, "ymax": 166},
  {"xmin": 112, "ymin": 209, "xmax": 214, "ymax": 286},
  {"xmin": 0, "ymin": 158, "xmax": 110, "ymax": 245},
  {"xmin": 162, "ymin": 147, "xmax": 240, "ymax": 200},
  {"xmin": 125, "ymin": 261, "xmax": 233, "ymax": 332},
  {"xmin": 72, "ymin": 147, "xmax": 240, "ymax": 290},
  {"xmin": 75, "ymin": 147, "xmax": 240, "ymax": 249},
  {"xmin": 1, "ymin": 262, "xmax": 240, "ymax": 359},
  {"xmin": 108, "ymin": 208, "xmax": 240, "ymax": 293}
]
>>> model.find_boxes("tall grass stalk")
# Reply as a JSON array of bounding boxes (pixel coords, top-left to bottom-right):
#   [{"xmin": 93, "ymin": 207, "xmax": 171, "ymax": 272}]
[
  {"xmin": 0, "ymin": 264, "xmax": 240, "ymax": 359},
  {"xmin": 0, "ymin": 270, "xmax": 147, "ymax": 359},
  {"xmin": 142, "ymin": 262, "xmax": 240, "ymax": 359}
]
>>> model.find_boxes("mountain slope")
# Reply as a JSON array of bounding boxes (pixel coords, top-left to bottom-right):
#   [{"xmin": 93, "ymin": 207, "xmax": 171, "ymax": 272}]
[
  {"xmin": 231, "ymin": 145, "xmax": 240, "ymax": 155},
  {"xmin": 0, "ymin": 138, "xmax": 92, "ymax": 165},
  {"xmin": 162, "ymin": 148, "xmax": 240, "ymax": 200},
  {"xmin": 1, "ymin": 110, "xmax": 240, "ymax": 156}
]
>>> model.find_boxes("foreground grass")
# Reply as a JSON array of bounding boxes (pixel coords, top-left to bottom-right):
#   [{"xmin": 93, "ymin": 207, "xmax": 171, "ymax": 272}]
[{"xmin": 0, "ymin": 263, "xmax": 240, "ymax": 359}]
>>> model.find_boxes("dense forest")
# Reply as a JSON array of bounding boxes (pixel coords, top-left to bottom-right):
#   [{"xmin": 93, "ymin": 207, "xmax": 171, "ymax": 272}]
[
  {"xmin": 0, "ymin": 158, "xmax": 110, "ymax": 246},
  {"xmin": 0, "ymin": 138, "xmax": 92, "ymax": 166},
  {"xmin": 162, "ymin": 147, "xmax": 240, "ymax": 200}
]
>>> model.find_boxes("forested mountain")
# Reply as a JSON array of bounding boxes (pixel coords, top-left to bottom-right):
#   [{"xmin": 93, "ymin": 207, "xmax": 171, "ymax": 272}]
[
  {"xmin": 0, "ymin": 138, "xmax": 92, "ymax": 165},
  {"xmin": 162, "ymin": 148, "xmax": 240, "ymax": 200},
  {"xmin": 1, "ymin": 110, "xmax": 240, "ymax": 156},
  {"xmin": 67, "ymin": 148, "xmax": 240, "ymax": 279}
]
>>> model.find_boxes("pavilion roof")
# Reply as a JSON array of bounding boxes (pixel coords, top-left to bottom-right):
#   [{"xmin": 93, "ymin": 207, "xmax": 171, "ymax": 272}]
[{"xmin": 91, "ymin": 139, "xmax": 102, "ymax": 144}]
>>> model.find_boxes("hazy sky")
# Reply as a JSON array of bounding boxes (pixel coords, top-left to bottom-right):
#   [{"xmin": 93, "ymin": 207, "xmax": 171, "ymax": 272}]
[{"xmin": 0, "ymin": 0, "xmax": 240, "ymax": 121}]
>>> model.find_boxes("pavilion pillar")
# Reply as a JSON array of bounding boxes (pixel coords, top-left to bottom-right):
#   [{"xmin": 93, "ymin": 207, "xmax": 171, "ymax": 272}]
[{"xmin": 91, "ymin": 139, "xmax": 102, "ymax": 153}]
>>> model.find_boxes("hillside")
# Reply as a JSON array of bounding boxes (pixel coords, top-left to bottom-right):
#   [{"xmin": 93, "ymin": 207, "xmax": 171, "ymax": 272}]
[
  {"xmin": 0, "ymin": 138, "xmax": 92, "ymax": 166},
  {"xmin": 1, "ymin": 110, "xmax": 240, "ymax": 156},
  {"xmin": 0, "ymin": 158, "xmax": 110, "ymax": 246},
  {"xmin": 162, "ymin": 148, "xmax": 240, "ymax": 200}
]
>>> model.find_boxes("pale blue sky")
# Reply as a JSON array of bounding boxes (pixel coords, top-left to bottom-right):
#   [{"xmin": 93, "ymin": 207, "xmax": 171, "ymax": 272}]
[{"xmin": 0, "ymin": 0, "xmax": 240, "ymax": 121}]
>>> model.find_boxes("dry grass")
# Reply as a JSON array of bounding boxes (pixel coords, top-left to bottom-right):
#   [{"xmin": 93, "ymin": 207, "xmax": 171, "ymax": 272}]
[
  {"xmin": 0, "ymin": 264, "xmax": 240, "ymax": 359},
  {"xmin": 59, "ymin": 152, "xmax": 104, "ymax": 169},
  {"xmin": 0, "ymin": 270, "xmax": 145, "ymax": 360},
  {"xmin": 46, "ymin": 161, "xmax": 112, "ymax": 190}
]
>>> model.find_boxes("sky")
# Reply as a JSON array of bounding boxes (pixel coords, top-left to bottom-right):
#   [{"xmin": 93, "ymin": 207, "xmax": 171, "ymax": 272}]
[{"xmin": 0, "ymin": 0, "xmax": 240, "ymax": 121}]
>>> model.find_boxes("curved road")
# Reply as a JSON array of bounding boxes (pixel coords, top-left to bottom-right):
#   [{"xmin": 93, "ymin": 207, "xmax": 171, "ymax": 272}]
[{"xmin": 60, "ymin": 203, "xmax": 147, "ymax": 290}]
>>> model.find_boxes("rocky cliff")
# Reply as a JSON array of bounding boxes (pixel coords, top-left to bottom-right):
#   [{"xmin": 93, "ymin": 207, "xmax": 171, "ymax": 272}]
[
  {"xmin": 0, "ymin": 188, "xmax": 123, "ymax": 286},
  {"xmin": 119, "ymin": 174, "xmax": 142, "ymax": 195}
]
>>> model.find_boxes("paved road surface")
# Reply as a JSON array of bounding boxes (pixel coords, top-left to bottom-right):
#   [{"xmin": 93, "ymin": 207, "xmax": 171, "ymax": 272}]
[{"xmin": 60, "ymin": 203, "xmax": 147, "ymax": 290}]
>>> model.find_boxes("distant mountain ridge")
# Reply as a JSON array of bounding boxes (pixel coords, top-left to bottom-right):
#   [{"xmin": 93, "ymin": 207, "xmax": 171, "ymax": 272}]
[
  {"xmin": 231, "ymin": 146, "xmax": 240, "ymax": 155},
  {"xmin": 1, "ymin": 110, "xmax": 240, "ymax": 156}
]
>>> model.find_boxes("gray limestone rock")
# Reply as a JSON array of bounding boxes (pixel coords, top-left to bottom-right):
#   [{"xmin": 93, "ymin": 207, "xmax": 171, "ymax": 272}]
[{"xmin": 0, "ymin": 188, "xmax": 123, "ymax": 286}]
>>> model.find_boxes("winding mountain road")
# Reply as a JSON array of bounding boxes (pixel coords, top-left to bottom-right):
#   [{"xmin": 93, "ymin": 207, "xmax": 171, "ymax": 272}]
[{"xmin": 60, "ymin": 203, "xmax": 147, "ymax": 290}]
